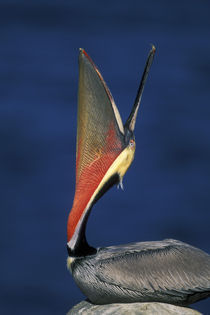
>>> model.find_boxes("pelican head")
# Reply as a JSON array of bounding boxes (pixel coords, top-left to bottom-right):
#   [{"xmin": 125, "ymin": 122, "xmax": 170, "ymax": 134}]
[{"xmin": 67, "ymin": 47, "xmax": 155, "ymax": 257}]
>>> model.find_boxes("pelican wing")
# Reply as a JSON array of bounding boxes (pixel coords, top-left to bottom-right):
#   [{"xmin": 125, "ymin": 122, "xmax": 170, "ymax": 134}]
[{"xmin": 95, "ymin": 239, "xmax": 210, "ymax": 304}]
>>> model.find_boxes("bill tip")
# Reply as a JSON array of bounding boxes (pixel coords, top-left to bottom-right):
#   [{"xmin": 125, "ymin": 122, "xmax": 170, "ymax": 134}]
[
  {"xmin": 151, "ymin": 44, "xmax": 156, "ymax": 53},
  {"xmin": 79, "ymin": 48, "xmax": 89, "ymax": 59}
]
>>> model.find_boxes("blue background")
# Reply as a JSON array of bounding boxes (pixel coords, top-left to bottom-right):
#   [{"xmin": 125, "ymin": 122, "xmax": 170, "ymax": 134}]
[{"xmin": 1, "ymin": 0, "xmax": 210, "ymax": 314}]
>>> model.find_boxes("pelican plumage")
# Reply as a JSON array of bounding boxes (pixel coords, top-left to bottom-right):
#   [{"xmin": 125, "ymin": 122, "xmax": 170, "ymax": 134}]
[{"xmin": 67, "ymin": 47, "xmax": 210, "ymax": 306}]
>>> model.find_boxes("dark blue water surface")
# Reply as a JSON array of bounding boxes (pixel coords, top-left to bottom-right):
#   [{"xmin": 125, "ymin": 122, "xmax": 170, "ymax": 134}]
[{"xmin": 1, "ymin": 1, "xmax": 210, "ymax": 314}]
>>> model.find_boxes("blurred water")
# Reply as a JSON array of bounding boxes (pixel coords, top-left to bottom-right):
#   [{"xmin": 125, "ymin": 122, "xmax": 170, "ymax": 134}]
[{"xmin": 0, "ymin": 1, "xmax": 210, "ymax": 314}]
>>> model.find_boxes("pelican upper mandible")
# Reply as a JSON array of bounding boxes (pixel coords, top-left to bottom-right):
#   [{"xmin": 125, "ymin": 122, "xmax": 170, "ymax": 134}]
[{"xmin": 66, "ymin": 47, "xmax": 210, "ymax": 306}]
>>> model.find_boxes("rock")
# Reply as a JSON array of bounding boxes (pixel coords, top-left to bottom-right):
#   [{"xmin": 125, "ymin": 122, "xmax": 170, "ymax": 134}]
[{"xmin": 67, "ymin": 300, "xmax": 202, "ymax": 314}]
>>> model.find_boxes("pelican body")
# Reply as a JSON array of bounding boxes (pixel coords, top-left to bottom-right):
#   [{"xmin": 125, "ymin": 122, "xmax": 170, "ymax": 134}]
[{"xmin": 67, "ymin": 47, "xmax": 210, "ymax": 306}]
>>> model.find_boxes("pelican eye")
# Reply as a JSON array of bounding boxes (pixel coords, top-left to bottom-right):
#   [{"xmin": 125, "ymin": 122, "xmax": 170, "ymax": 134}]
[{"xmin": 129, "ymin": 139, "xmax": 135, "ymax": 147}]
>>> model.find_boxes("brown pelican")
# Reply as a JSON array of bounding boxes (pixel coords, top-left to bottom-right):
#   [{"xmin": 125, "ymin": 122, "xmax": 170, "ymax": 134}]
[{"xmin": 67, "ymin": 47, "xmax": 210, "ymax": 306}]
